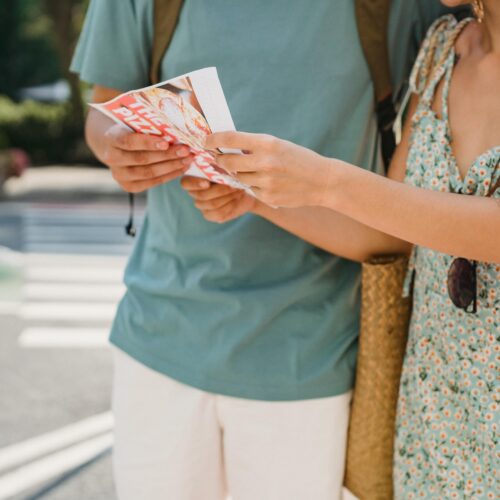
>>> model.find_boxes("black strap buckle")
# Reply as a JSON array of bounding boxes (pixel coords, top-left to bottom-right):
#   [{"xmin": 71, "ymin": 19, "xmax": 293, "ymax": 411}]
[
  {"xmin": 376, "ymin": 93, "xmax": 397, "ymax": 171},
  {"xmin": 125, "ymin": 193, "xmax": 137, "ymax": 237}
]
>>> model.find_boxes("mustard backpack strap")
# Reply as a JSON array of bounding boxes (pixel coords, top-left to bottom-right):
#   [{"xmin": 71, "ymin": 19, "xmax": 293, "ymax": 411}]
[
  {"xmin": 124, "ymin": 0, "xmax": 183, "ymax": 237},
  {"xmin": 150, "ymin": 0, "xmax": 184, "ymax": 85},
  {"xmin": 355, "ymin": 0, "xmax": 396, "ymax": 171}
]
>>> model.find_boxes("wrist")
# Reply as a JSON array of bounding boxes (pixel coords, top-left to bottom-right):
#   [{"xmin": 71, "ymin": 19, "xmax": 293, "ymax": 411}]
[
  {"xmin": 251, "ymin": 198, "xmax": 271, "ymax": 217},
  {"xmin": 316, "ymin": 157, "xmax": 343, "ymax": 209}
]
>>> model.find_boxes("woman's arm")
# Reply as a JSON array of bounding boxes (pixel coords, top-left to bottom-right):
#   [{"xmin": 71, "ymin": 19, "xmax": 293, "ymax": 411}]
[
  {"xmin": 182, "ymin": 96, "xmax": 417, "ymax": 261},
  {"xmin": 206, "ymin": 96, "xmax": 500, "ymax": 263},
  {"xmin": 320, "ymin": 163, "xmax": 500, "ymax": 262},
  {"xmin": 181, "ymin": 177, "xmax": 411, "ymax": 261},
  {"xmin": 246, "ymin": 98, "xmax": 418, "ymax": 261}
]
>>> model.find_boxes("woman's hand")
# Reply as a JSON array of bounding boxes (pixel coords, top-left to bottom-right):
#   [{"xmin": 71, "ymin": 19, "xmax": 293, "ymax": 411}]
[
  {"xmin": 206, "ymin": 132, "xmax": 333, "ymax": 208},
  {"xmin": 181, "ymin": 176, "xmax": 257, "ymax": 223}
]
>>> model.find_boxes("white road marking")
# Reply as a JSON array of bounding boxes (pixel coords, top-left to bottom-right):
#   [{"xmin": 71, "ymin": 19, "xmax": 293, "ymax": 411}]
[
  {"xmin": 25, "ymin": 226, "xmax": 128, "ymax": 238},
  {"xmin": 24, "ymin": 283, "xmax": 125, "ymax": 301},
  {"xmin": 0, "ymin": 301, "xmax": 20, "ymax": 316},
  {"xmin": 21, "ymin": 302, "xmax": 117, "ymax": 321},
  {"xmin": 18, "ymin": 327, "xmax": 110, "ymax": 348},
  {"xmin": 0, "ymin": 433, "xmax": 113, "ymax": 499},
  {"xmin": 24, "ymin": 243, "xmax": 133, "ymax": 255},
  {"xmin": 26, "ymin": 267, "xmax": 124, "ymax": 283},
  {"xmin": 25, "ymin": 252, "xmax": 127, "ymax": 267},
  {"xmin": 0, "ymin": 412, "xmax": 113, "ymax": 473}
]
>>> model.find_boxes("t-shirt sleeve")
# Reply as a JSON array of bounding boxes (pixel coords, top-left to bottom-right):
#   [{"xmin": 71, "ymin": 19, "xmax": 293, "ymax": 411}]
[{"xmin": 70, "ymin": 0, "xmax": 152, "ymax": 91}]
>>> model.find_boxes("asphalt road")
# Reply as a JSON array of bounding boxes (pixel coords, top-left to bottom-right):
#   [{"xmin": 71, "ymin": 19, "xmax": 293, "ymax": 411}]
[{"xmin": 0, "ymin": 168, "xmax": 143, "ymax": 500}]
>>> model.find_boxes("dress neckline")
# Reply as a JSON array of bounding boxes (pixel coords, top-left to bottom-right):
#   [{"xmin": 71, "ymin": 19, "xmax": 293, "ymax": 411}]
[{"xmin": 426, "ymin": 17, "xmax": 500, "ymax": 187}]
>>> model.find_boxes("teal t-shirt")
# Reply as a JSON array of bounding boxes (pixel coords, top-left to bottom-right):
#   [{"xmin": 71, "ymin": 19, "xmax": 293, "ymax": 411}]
[{"xmin": 72, "ymin": 0, "xmax": 447, "ymax": 400}]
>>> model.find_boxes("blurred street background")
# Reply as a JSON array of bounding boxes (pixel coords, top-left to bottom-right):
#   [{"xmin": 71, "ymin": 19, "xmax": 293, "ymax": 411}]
[{"xmin": 0, "ymin": 2, "xmax": 138, "ymax": 498}]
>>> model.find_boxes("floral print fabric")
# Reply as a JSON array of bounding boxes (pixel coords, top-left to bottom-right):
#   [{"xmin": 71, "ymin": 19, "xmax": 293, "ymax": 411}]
[{"xmin": 394, "ymin": 15, "xmax": 500, "ymax": 499}]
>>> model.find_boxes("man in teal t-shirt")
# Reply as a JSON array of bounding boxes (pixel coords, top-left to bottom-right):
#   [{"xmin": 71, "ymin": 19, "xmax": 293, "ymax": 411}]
[{"xmin": 72, "ymin": 1, "xmax": 447, "ymax": 498}]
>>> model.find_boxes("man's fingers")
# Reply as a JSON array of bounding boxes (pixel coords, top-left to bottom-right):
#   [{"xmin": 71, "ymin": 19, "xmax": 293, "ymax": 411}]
[
  {"xmin": 107, "ymin": 125, "xmax": 171, "ymax": 152},
  {"xmin": 194, "ymin": 191, "xmax": 243, "ymax": 211},
  {"xmin": 117, "ymin": 157, "xmax": 192, "ymax": 182},
  {"xmin": 110, "ymin": 144, "xmax": 191, "ymax": 167},
  {"xmin": 122, "ymin": 167, "xmax": 186, "ymax": 193},
  {"xmin": 206, "ymin": 131, "xmax": 274, "ymax": 152},
  {"xmin": 180, "ymin": 176, "xmax": 211, "ymax": 192},
  {"xmin": 202, "ymin": 197, "xmax": 241, "ymax": 223},
  {"xmin": 188, "ymin": 183, "xmax": 239, "ymax": 201},
  {"xmin": 128, "ymin": 145, "xmax": 191, "ymax": 166}
]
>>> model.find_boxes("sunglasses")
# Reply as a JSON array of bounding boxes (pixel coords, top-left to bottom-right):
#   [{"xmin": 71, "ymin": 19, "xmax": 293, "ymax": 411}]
[
  {"xmin": 447, "ymin": 169, "xmax": 500, "ymax": 314},
  {"xmin": 447, "ymin": 258, "xmax": 477, "ymax": 314}
]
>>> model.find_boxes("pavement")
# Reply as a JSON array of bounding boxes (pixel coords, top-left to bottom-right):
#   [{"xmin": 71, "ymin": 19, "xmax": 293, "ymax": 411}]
[{"xmin": 0, "ymin": 166, "xmax": 145, "ymax": 500}]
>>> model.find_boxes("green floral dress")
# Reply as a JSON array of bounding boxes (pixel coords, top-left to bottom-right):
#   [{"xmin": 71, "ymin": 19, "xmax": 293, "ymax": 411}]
[{"xmin": 394, "ymin": 15, "xmax": 500, "ymax": 499}]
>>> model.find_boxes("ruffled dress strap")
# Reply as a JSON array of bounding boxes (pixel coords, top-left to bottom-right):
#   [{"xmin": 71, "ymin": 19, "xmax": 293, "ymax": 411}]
[{"xmin": 409, "ymin": 15, "xmax": 473, "ymax": 112}]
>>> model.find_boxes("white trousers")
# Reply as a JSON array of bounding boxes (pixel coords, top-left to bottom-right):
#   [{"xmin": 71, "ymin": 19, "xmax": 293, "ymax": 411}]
[{"xmin": 112, "ymin": 347, "xmax": 352, "ymax": 500}]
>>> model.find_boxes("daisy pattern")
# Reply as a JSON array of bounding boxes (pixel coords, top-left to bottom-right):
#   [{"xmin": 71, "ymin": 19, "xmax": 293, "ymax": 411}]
[{"xmin": 395, "ymin": 15, "xmax": 499, "ymax": 499}]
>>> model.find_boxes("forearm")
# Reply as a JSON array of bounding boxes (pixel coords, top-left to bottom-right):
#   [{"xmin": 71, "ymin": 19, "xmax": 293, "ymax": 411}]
[
  {"xmin": 84, "ymin": 108, "xmax": 116, "ymax": 162},
  {"xmin": 323, "ymin": 160, "xmax": 500, "ymax": 263},
  {"xmin": 253, "ymin": 202, "xmax": 411, "ymax": 262}
]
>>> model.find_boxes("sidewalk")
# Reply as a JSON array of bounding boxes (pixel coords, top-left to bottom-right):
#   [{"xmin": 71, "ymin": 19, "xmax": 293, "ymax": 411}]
[{"xmin": 1, "ymin": 165, "xmax": 144, "ymax": 204}]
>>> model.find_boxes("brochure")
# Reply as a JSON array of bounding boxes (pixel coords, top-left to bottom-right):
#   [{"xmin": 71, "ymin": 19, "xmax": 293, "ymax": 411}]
[{"xmin": 90, "ymin": 67, "xmax": 248, "ymax": 191}]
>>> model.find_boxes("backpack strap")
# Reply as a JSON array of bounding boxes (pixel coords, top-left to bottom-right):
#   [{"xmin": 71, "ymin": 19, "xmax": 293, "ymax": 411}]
[
  {"xmin": 355, "ymin": 0, "xmax": 396, "ymax": 171},
  {"xmin": 150, "ymin": 0, "xmax": 184, "ymax": 85},
  {"xmin": 126, "ymin": 0, "xmax": 184, "ymax": 237}
]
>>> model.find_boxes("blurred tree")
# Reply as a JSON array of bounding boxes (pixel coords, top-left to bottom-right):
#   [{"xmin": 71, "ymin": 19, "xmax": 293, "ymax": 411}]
[
  {"xmin": 0, "ymin": 0, "xmax": 60, "ymax": 98},
  {"xmin": 0, "ymin": 0, "xmax": 87, "ymax": 123},
  {"xmin": 42, "ymin": 0, "xmax": 87, "ymax": 125},
  {"xmin": 0, "ymin": 0, "xmax": 18, "ymax": 99},
  {"xmin": 0, "ymin": 0, "xmax": 94, "ymax": 165}
]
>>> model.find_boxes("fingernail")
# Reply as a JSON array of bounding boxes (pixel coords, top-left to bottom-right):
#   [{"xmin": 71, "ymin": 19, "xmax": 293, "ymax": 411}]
[
  {"xmin": 182, "ymin": 157, "xmax": 192, "ymax": 166},
  {"xmin": 177, "ymin": 148, "xmax": 190, "ymax": 157},
  {"xmin": 156, "ymin": 141, "xmax": 169, "ymax": 150},
  {"xmin": 200, "ymin": 181, "xmax": 210, "ymax": 189}
]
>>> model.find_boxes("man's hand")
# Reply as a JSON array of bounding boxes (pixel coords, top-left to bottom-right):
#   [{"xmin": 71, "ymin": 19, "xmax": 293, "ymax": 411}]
[
  {"xmin": 86, "ymin": 85, "xmax": 195, "ymax": 193},
  {"xmin": 99, "ymin": 123, "xmax": 194, "ymax": 193},
  {"xmin": 181, "ymin": 176, "xmax": 257, "ymax": 223}
]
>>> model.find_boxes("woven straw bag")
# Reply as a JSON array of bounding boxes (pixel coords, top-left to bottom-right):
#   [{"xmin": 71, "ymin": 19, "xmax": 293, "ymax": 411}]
[{"xmin": 344, "ymin": 255, "xmax": 411, "ymax": 500}]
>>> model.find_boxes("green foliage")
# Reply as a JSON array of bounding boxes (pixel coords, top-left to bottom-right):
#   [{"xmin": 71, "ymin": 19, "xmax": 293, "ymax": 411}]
[
  {"xmin": 0, "ymin": 0, "xmax": 93, "ymax": 164},
  {"xmin": 0, "ymin": 0, "xmax": 61, "ymax": 97},
  {"xmin": 0, "ymin": 96, "xmax": 87, "ymax": 164}
]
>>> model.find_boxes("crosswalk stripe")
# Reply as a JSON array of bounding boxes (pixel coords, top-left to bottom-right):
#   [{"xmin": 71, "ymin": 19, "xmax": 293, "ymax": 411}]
[
  {"xmin": 24, "ymin": 283, "xmax": 125, "ymax": 301},
  {"xmin": 0, "ymin": 412, "xmax": 113, "ymax": 473},
  {"xmin": 21, "ymin": 302, "xmax": 117, "ymax": 322},
  {"xmin": 0, "ymin": 433, "xmax": 113, "ymax": 499},
  {"xmin": 25, "ymin": 253, "xmax": 127, "ymax": 267},
  {"xmin": 0, "ymin": 301, "xmax": 20, "ymax": 315},
  {"xmin": 24, "ymin": 243, "xmax": 133, "ymax": 255},
  {"xmin": 26, "ymin": 267, "xmax": 124, "ymax": 283},
  {"xmin": 24, "ymin": 227, "xmax": 131, "ymax": 242},
  {"xmin": 18, "ymin": 328, "xmax": 110, "ymax": 348}
]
